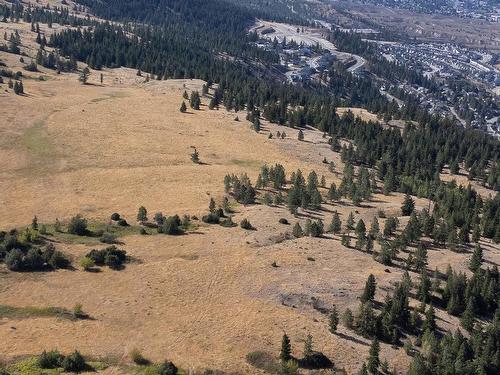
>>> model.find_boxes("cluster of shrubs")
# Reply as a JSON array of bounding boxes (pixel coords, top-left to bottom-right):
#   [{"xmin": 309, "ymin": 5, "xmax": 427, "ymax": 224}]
[
  {"xmin": 110, "ymin": 213, "xmax": 129, "ymax": 227},
  {"xmin": 84, "ymin": 246, "xmax": 127, "ymax": 270},
  {"xmin": 130, "ymin": 349, "xmax": 178, "ymax": 374},
  {"xmin": 156, "ymin": 214, "xmax": 186, "ymax": 235},
  {"xmin": 1, "ymin": 228, "xmax": 70, "ymax": 272},
  {"xmin": 38, "ymin": 350, "xmax": 87, "ymax": 373}
]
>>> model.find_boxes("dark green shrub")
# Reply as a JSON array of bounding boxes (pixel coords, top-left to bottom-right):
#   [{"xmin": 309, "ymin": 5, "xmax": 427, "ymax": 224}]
[
  {"xmin": 139, "ymin": 228, "xmax": 147, "ymax": 235},
  {"xmin": 5, "ymin": 249, "xmax": 24, "ymax": 271},
  {"xmin": 104, "ymin": 254, "xmax": 121, "ymax": 269},
  {"xmin": 38, "ymin": 350, "xmax": 64, "ymax": 369},
  {"xmin": 110, "ymin": 213, "xmax": 121, "ymax": 221},
  {"xmin": 100, "ymin": 232, "xmax": 117, "ymax": 244},
  {"xmin": 159, "ymin": 216, "xmax": 183, "ymax": 235},
  {"xmin": 299, "ymin": 351, "xmax": 333, "ymax": 369},
  {"xmin": 240, "ymin": 218, "xmax": 253, "ymax": 230},
  {"xmin": 117, "ymin": 218, "xmax": 129, "ymax": 227},
  {"xmin": 220, "ymin": 217, "xmax": 237, "ymax": 228},
  {"xmin": 24, "ymin": 248, "xmax": 44, "ymax": 270},
  {"xmin": 215, "ymin": 208, "xmax": 225, "ymax": 218},
  {"xmin": 278, "ymin": 218, "xmax": 289, "ymax": 225},
  {"xmin": 61, "ymin": 351, "xmax": 86, "ymax": 373},
  {"xmin": 130, "ymin": 348, "xmax": 149, "ymax": 365},
  {"xmin": 86, "ymin": 246, "xmax": 126, "ymax": 268},
  {"xmin": 158, "ymin": 361, "xmax": 177, "ymax": 375},
  {"xmin": 245, "ymin": 351, "xmax": 280, "ymax": 373},
  {"xmin": 202, "ymin": 213, "xmax": 220, "ymax": 224},
  {"xmin": 67, "ymin": 215, "xmax": 88, "ymax": 236}
]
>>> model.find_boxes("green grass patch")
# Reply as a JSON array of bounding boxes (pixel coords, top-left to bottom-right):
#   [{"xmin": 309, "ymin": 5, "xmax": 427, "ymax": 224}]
[
  {"xmin": 7, "ymin": 357, "xmax": 62, "ymax": 375},
  {"xmin": 90, "ymin": 91, "xmax": 129, "ymax": 103},
  {"xmin": 0, "ymin": 305, "xmax": 74, "ymax": 320},
  {"xmin": 131, "ymin": 364, "xmax": 187, "ymax": 375},
  {"xmin": 7, "ymin": 356, "xmax": 109, "ymax": 375},
  {"xmin": 43, "ymin": 220, "xmax": 149, "ymax": 245},
  {"xmin": 230, "ymin": 159, "xmax": 262, "ymax": 169}
]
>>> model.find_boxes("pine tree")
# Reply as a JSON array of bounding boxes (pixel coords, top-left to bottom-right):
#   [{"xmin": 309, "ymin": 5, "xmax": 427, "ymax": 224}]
[
  {"xmin": 367, "ymin": 339, "xmax": 380, "ymax": 374},
  {"xmin": 355, "ymin": 219, "xmax": 366, "ymax": 239},
  {"xmin": 280, "ymin": 333, "xmax": 292, "ymax": 363},
  {"xmin": 469, "ymin": 243, "xmax": 483, "ymax": 272},
  {"xmin": 414, "ymin": 244, "xmax": 428, "ymax": 272},
  {"xmin": 341, "ymin": 233, "xmax": 351, "ymax": 247},
  {"xmin": 31, "ymin": 216, "xmax": 38, "ymax": 231},
  {"xmin": 329, "ymin": 212, "xmax": 342, "ymax": 234},
  {"xmin": 401, "ymin": 194, "xmax": 415, "ymax": 216},
  {"xmin": 190, "ymin": 91, "xmax": 201, "ymax": 110},
  {"xmin": 369, "ymin": 217, "xmax": 379, "ymax": 238},
  {"xmin": 329, "ymin": 305, "xmax": 339, "ymax": 333},
  {"xmin": 180, "ymin": 101, "xmax": 187, "ymax": 113},
  {"xmin": 361, "ymin": 274, "xmax": 376, "ymax": 303},
  {"xmin": 342, "ymin": 308, "xmax": 354, "ymax": 329},
  {"xmin": 209, "ymin": 198, "xmax": 216, "ymax": 213},
  {"xmin": 79, "ymin": 67, "xmax": 90, "ymax": 84},
  {"xmin": 346, "ymin": 212, "xmax": 355, "ymax": 231},
  {"xmin": 460, "ymin": 299, "xmax": 475, "ymax": 332},
  {"xmin": 422, "ymin": 305, "xmax": 436, "ymax": 333},
  {"xmin": 303, "ymin": 333, "xmax": 313, "ymax": 358},
  {"xmin": 137, "ymin": 206, "xmax": 148, "ymax": 222}
]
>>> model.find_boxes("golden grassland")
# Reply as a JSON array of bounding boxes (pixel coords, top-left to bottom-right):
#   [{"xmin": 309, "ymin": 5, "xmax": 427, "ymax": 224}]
[{"xmin": 1, "ymin": 19, "xmax": 500, "ymax": 375}]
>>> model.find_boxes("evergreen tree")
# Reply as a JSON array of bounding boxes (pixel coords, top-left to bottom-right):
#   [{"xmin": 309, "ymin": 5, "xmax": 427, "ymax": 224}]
[
  {"xmin": 469, "ymin": 243, "xmax": 483, "ymax": 272},
  {"xmin": 355, "ymin": 219, "xmax": 366, "ymax": 240},
  {"xmin": 369, "ymin": 217, "xmax": 379, "ymax": 238},
  {"xmin": 303, "ymin": 333, "xmax": 313, "ymax": 358},
  {"xmin": 329, "ymin": 305, "xmax": 339, "ymax": 333},
  {"xmin": 79, "ymin": 67, "xmax": 90, "ymax": 84},
  {"xmin": 31, "ymin": 216, "xmax": 38, "ymax": 231},
  {"xmin": 367, "ymin": 339, "xmax": 380, "ymax": 374},
  {"xmin": 180, "ymin": 101, "xmax": 187, "ymax": 113},
  {"xmin": 346, "ymin": 212, "xmax": 355, "ymax": 231},
  {"xmin": 137, "ymin": 206, "xmax": 148, "ymax": 222},
  {"xmin": 361, "ymin": 274, "xmax": 376, "ymax": 303},
  {"xmin": 280, "ymin": 333, "xmax": 292, "ymax": 363},
  {"xmin": 190, "ymin": 91, "xmax": 201, "ymax": 110},
  {"xmin": 460, "ymin": 299, "xmax": 475, "ymax": 332},
  {"xmin": 401, "ymin": 194, "xmax": 415, "ymax": 216},
  {"xmin": 422, "ymin": 305, "xmax": 436, "ymax": 333},
  {"xmin": 328, "ymin": 212, "xmax": 342, "ymax": 234}
]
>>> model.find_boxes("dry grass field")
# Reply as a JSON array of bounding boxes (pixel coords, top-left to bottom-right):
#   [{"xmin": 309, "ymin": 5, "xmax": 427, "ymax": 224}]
[{"xmin": 1, "ymin": 15, "xmax": 500, "ymax": 375}]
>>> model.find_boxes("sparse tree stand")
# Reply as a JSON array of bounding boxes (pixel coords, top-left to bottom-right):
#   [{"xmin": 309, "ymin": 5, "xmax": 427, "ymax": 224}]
[{"xmin": 79, "ymin": 67, "xmax": 90, "ymax": 84}]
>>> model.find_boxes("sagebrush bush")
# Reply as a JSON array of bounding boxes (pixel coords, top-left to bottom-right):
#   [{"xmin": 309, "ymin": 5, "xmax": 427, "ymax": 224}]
[{"xmin": 240, "ymin": 218, "xmax": 253, "ymax": 230}]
